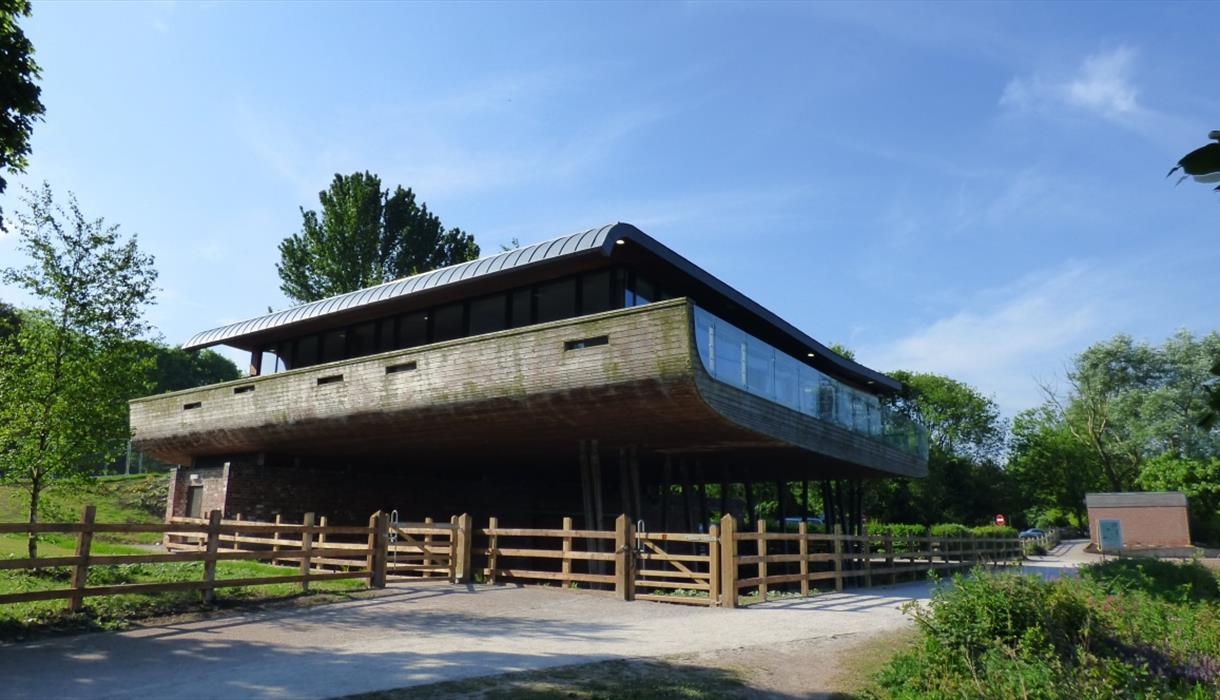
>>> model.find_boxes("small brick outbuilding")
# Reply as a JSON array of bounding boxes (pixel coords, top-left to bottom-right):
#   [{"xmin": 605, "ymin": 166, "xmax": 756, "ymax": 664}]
[{"xmin": 1085, "ymin": 492, "xmax": 1192, "ymax": 555}]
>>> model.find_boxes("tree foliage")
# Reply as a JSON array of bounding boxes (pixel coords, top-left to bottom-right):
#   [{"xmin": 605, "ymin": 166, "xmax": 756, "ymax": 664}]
[
  {"xmin": 1043, "ymin": 331, "xmax": 1220, "ymax": 492},
  {"xmin": 1007, "ymin": 406, "xmax": 1100, "ymax": 525},
  {"xmin": 0, "ymin": 0, "xmax": 44, "ymax": 231},
  {"xmin": 139, "ymin": 343, "xmax": 240, "ymax": 394},
  {"xmin": 0, "ymin": 184, "xmax": 157, "ymax": 557},
  {"xmin": 276, "ymin": 172, "xmax": 479, "ymax": 303},
  {"xmin": 867, "ymin": 371, "xmax": 1012, "ymax": 525},
  {"xmin": 887, "ymin": 370, "xmax": 1007, "ymax": 461}
]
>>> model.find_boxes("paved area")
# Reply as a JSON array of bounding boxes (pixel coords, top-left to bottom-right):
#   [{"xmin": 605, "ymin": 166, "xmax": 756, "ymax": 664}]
[
  {"xmin": 0, "ymin": 543, "xmax": 1097, "ymax": 700},
  {"xmin": 0, "ymin": 579, "xmax": 932, "ymax": 700}
]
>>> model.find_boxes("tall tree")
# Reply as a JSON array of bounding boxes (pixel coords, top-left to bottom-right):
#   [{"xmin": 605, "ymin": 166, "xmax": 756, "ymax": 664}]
[
  {"xmin": 276, "ymin": 172, "xmax": 479, "ymax": 303},
  {"xmin": 0, "ymin": 184, "xmax": 157, "ymax": 558},
  {"xmin": 866, "ymin": 371, "xmax": 1011, "ymax": 525},
  {"xmin": 141, "ymin": 343, "xmax": 241, "ymax": 393},
  {"xmin": 1044, "ymin": 332, "xmax": 1220, "ymax": 492},
  {"xmin": 1007, "ymin": 406, "xmax": 1102, "ymax": 525},
  {"xmin": 0, "ymin": 0, "xmax": 44, "ymax": 231}
]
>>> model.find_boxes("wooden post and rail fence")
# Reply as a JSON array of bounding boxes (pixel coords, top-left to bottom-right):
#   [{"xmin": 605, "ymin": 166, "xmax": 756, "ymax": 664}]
[{"xmin": 0, "ymin": 508, "xmax": 1022, "ymax": 612}]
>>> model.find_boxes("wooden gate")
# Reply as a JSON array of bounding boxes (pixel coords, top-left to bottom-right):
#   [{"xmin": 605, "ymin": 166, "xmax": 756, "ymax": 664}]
[{"xmin": 632, "ymin": 526, "xmax": 720, "ymax": 606}]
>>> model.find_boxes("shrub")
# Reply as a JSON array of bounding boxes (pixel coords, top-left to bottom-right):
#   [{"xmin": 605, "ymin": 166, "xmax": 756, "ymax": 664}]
[
  {"xmin": 868, "ymin": 566, "xmax": 1220, "ymax": 699},
  {"xmin": 929, "ymin": 523, "xmax": 970, "ymax": 538},
  {"xmin": 866, "ymin": 524, "xmax": 927, "ymax": 555},
  {"xmin": 970, "ymin": 524, "xmax": 1018, "ymax": 538}
]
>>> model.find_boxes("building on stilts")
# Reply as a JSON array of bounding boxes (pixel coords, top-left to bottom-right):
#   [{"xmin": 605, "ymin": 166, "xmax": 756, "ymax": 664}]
[{"xmin": 131, "ymin": 223, "xmax": 927, "ymax": 535}]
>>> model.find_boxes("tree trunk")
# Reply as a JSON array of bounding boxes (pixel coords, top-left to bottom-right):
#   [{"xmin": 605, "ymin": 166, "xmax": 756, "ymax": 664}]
[{"xmin": 27, "ymin": 476, "xmax": 41, "ymax": 560}]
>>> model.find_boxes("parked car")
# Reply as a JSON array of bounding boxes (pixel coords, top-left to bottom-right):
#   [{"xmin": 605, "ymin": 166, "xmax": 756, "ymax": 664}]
[{"xmin": 1019, "ymin": 528, "xmax": 1047, "ymax": 539}]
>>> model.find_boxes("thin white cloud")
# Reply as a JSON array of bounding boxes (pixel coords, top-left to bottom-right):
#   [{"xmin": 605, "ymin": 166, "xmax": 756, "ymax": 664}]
[
  {"xmin": 858, "ymin": 262, "xmax": 1129, "ymax": 415},
  {"xmin": 1001, "ymin": 46, "xmax": 1141, "ymax": 119}
]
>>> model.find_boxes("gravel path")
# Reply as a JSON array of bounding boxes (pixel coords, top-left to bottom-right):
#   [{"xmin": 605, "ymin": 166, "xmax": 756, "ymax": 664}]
[{"xmin": 0, "ymin": 579, "xmax": 932, "ymax": 700}]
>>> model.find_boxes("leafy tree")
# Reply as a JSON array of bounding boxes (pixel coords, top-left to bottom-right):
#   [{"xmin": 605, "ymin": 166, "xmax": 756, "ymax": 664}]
[
  {"xmin": 887, "ymin": 370, "xmax": 1006, "ymax": 461},
  {"xmin": 866, "ymin": 371, "xmax": 1012, "ymax": 525},
  {"xmin": 1007, "ymin": 405, "xmax": 1101, "ymax": 525},
  {"xmin": 276, "ymin": 172, "xmax": 479, "ymax": 303},
  {"xmin": 1137, "ymin": 454, "xmax": 1220, "ymax": 544},
  {"xmin": 827, "ymin": 343, "xmax": 856, "ymax": 361},
  {"xmin": 139, "ymin": 342, "xmax": 240, "ymax": 393},
  {"xmin": 0, "ymin": 184, "xmax": 157, "ymax": 558},
  {"xmin": 1044, "ymin": 332, "xmax": 1220, "ymax": 492},
  {"xmin": 0, "ymin": 1, "xmax": 44, "ymax": 231}
]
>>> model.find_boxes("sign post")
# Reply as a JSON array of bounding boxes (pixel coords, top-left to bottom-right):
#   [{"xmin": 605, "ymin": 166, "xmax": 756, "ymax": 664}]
[{"xmin": 994, "ymin": 514, "xmax": 1006, "ymax": 527}]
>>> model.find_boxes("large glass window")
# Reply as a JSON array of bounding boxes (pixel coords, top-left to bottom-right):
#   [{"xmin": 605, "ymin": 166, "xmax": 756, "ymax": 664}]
[
  {"xmin": 581, "ymin": 270, "xmax": 612, "ymax": 315},
  {"xmin": 376, "ymin": 318, "xmax": 397, "ymax": 352},
  {"xmin": 746, "ymin": 336, "xmax": 775, "ymax": 400},
  {"xmin": 469, "ymin": 294, "xmax": 507, "ymax": 335},
  {"xmin": 510, "ymin": 288, "xmax": 532, "ymax": 328},
  {"xmin": 432, "ymin": 303, "xmax": 465, "ymax": 342},
  {"xmin": 535, "ymin": 278, "xmax": 576, "ymax": 323},
  {"xmin": 691, "ymin": 305, "xmax": 927, "ymax": 460},
  {"xmin": 349, "ymin": 322, "xmax": 375, "ymax": 357},
  {"xmin": 774, "ymin": 353, "xmax": 799, "ymax": 411},
  {"xmin": 320, "ymin": 329, "xmax": 347, "ymax": 364},
  {"xmin": 295, "ymin": 334, "xmax": 319, "ymax": 367},
  {"xmin": 714, "ymin": 321, "xmax": 747, "ymax": 389},
  {"xmin": 398, "ymin": 312, "xmax": 428, "ymax": 348}
]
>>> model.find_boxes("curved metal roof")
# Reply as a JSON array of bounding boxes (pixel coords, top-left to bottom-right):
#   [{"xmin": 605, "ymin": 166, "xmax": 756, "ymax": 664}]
[
  {"xmin": 183, "ymin": 222, "xmax": 901, "ymax": 392},
  {"xmin": 183, "ymin": 224, "xmax": 622, "ymax": 350}
]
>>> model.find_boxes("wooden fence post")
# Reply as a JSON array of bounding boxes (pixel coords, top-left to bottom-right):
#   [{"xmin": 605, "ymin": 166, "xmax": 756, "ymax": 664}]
[
  {"xmin": 708, "ymin": 523, "xmax": 721, "ymax": 606},
  {"xmin": 423, "ymin": 516, "xmax": 434, "ymax": 578},
  {"xmin": 68, "ymin": 505, "xmax": 96, "ymax": 613},
  {"xmin": 448, "ymin": 515, "xmax": 458, "ymax": 583},
  {"xmin": 885, "ymin": 534, "xmax": 895, "ymax": 585},
  {"xmin": 756, "ymin": 518, "xmax": 768, "ymax": 602},
  {"xmin": 798, "ymin": 521, "xmax": 809, "ymax": 597},
  {"xmin": 832, "ymin": 523, "xmax": 844, "ymax": 593},
  {"xmin": 719, "ymin": 513, "xmax": 737, "ymax": 609},
  {"xmin": 457, "ymin": 513, "xmax": 473, "ymax": 583},
  {"xmin": 863, "ymin": 532, "xmax": 873, "ymax": 588},
  {"xmin": 273, "ymin": 514, "xmax": 283, "ymax": 565},
  {"xmin": 487, "ymin": 516, "xmax": 499, "ymax": 584},
  {"xmin": 201, "ymin": 510, "xmax": 221, "ymax": 604},
  {"xmin": 367, "ymin": 511, "xmax": 384, "ymax": 588},
  {"xmin": 614, "ymin": 514, "xmax": 634, "ymax": 601},
  {"xmin": 300, "ymin": 512, "xmax": 315, "ymax": 593},
  {"xmin": 561, "ymin": 516, "xmax": 574, "ymax": 588}
]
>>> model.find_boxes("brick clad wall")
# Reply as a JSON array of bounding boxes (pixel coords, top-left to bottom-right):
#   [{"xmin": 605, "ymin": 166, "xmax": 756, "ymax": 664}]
[
  {"xmin": 1087, "ymin": 505, "xmax": 1192, "ymax": 549},
  {"xmin": 165, "ymin": 464, "xmax": 229, "ymax": 519}
]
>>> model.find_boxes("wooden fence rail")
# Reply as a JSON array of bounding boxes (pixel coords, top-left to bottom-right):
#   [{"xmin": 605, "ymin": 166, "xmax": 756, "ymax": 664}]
[{"xmin": 0, "ymin": 508, "xmax": 1022, "ymax": 612}]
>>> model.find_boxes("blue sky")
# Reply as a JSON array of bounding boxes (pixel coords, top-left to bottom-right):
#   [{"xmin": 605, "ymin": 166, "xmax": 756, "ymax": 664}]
[{"xmin": 1, "ymin": 1, "xmax": 1216, "ymax": 415}]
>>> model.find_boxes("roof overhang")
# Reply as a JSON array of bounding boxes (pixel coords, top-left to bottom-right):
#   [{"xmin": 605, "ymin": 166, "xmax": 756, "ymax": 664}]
[{"xmin": 183, "ymin": 222, "xmax": 902, "ymax": 393}]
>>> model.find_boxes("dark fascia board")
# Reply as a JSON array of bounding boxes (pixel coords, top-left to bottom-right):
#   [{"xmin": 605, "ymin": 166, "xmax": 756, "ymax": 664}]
[{"xmin": 182, "ymin": 222, "xmax": 902, "ymax": 393}]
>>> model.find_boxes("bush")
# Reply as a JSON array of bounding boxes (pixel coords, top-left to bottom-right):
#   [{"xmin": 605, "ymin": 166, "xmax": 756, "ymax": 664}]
[
  {"xmin": 970, "ymin": 524, "xmax": 1018, "ymax": 538},
  {"xmin": 929, "ymin": 523, "xmax": 970, "ymax": 538},
  {"xmin": 868, "ymin": 566, "xmax": 1220, "ymax": 699},
  {"xmin": 867, "ymin": 524, "xmax": 928, "ymax": 555}
]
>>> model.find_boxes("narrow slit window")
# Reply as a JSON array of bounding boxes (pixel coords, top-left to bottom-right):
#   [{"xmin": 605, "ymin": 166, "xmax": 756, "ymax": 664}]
[
  {"xmin": 183, "ymin": 402, "xmax": 202, "ymax": 410},
  {"xmin": 564, "ymin": 335, "xmax": 609, "ymax": 351},
  {"xmin": 316, "ymin": 374, "xmax": 344, "ymax": 386},
  {"xmin": 385, "ymin": 361, "xmax": 417, "ymax": 374},
  {"xmin": 233, "ymin": 385, "xmax": 255, "ymax": 395}
]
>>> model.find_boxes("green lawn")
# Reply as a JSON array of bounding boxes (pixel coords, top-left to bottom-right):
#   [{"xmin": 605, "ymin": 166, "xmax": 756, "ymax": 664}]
[{"xmin": 0, "ymin": 473, "xmax": 366, "ymax": 641}]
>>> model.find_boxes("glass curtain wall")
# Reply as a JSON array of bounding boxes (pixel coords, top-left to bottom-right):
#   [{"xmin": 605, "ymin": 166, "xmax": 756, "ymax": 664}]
[{"xmin": 693, "ymin": 306, "xmax": 927, "ymax": 459}]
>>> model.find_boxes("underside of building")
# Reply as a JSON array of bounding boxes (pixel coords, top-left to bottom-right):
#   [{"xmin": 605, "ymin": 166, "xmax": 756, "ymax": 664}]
[{"xmin": 131, "ymin": 223, "xmax": 928, "ymax": 533}]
